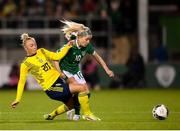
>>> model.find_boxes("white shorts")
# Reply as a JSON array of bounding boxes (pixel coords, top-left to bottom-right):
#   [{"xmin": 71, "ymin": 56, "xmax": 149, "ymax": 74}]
[{"xmin": 63, "ymin": 70, "xmax": 86, "ymax": 84}]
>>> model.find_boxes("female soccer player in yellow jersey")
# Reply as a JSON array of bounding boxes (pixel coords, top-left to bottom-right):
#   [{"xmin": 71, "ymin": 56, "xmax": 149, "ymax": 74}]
[
  {"xmin": 11, "ymin": 33, "xmax": 101, "ymax": 121},
  {"xmin": 53, "ymin": 20, "xmax": 114, "ymax": 120}
]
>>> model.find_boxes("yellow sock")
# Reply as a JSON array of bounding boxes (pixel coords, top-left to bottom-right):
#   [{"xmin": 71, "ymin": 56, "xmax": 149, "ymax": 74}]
[
  {"xmin": 78, "ymin": 92, "xmax": 92, "ymax": 115},
  {"xmin": 50, "ymin": 104, "xmax": 68, "ymax": 117}
]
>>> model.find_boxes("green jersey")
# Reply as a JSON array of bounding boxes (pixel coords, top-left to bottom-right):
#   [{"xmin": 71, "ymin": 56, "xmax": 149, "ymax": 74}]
[{"xmin": 57, "ymin": 43, "xmax": 95, "ymax": 74}]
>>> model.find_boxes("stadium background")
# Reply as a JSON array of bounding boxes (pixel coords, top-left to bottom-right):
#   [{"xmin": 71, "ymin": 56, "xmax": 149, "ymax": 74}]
[
  {"xmin": 0, "ymin": 0, "xmax": 180, "ymax": 88},
  {"xmin": 0, "ymin": 0, "xmax": 180, "ymax": 130}
]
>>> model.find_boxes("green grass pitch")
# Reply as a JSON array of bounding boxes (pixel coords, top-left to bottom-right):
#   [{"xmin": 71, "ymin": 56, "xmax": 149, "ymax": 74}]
[{"xmin": 0, "ymin": 88, "xmax": 180, "ymax": 130}]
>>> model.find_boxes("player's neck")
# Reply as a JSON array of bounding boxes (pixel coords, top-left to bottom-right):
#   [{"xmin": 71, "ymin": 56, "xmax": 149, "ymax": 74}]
[{"xmin": 27, "ymin": 52, "xmax": 37, "ymax": 57}]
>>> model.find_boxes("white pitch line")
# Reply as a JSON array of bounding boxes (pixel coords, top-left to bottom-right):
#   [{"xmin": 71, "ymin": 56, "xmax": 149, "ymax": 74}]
[{"xmin": 1, "ymin": 111, "xmax": 180, "ymax": 114}]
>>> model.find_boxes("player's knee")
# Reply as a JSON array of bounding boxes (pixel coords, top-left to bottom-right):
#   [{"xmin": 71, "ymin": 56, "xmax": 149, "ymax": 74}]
[
  {"xmin": 84, "ymin": 84, "xmax": 89, "ymax": 90},
  {"xmin": 77, "ymin": 84, "xmax": 89, "ymax": 94},
  {"xmin": 69, "ymin": 83, "xmax": 88, "ymax": 93},
  {"xmin": 79, "ymin": 84, "xmax": 88, "ymax": 92}
]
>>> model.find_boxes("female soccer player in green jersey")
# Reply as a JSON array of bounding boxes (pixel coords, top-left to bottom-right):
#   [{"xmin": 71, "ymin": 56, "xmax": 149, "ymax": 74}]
[
  {"xmin": 53, "ymin": 20, "xmax": 114, "ymax": 121},
  {"xmin": 11, "ymin": 33, "xmax": 101, "ymax": 121}
]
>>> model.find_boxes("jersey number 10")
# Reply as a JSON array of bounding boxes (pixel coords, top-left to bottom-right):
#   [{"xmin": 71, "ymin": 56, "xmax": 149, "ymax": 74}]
[{"xmin": 75, "ymin": 55, "xmax": 81, "ymax": 62}]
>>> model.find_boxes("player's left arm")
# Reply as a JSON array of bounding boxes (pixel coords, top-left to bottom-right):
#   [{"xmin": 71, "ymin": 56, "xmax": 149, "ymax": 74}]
[
  {"xmin": 53, "ymin": 60, "xmax": 66, "ymax": 79},
  {"xmin": 92, "ymin": 52, "xmax": 114, "ymax": 78}
]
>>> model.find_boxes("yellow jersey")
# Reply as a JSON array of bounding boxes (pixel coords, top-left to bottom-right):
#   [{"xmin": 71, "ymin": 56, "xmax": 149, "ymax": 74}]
[{"xmin": 15, "ymin": 44, "xmax": 72, "ymax": 102}]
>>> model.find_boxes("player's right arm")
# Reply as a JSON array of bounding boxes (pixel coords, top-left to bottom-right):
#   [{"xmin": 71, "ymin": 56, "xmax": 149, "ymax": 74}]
[{"xmin": 11, "ymin": 63, "xmax": 28, "ymax": 108}]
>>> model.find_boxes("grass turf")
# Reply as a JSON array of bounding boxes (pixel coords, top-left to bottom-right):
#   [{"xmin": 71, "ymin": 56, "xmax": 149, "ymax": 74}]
[{"xmin": 0, "ymin": 88, "xmax": 180, "ymax": 130}]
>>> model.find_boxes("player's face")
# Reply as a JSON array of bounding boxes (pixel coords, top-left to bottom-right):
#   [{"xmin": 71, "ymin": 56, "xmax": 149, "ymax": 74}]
[
  {"xmin": 24, "ymin": 39, "xmax": 37, "ymax": 56},
  {"xmin": 78, "ymin": 36, "xmax": 91, "ymax": 47}
]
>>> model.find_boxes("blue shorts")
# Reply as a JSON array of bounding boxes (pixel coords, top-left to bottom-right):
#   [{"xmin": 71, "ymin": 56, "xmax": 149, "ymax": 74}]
[{"xmin": 45, "ymin": 78, "xmax": 72, "ymax": 103}]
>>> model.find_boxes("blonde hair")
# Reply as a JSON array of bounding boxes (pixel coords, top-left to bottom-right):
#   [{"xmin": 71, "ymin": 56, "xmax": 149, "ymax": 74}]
[
  {"xmin": 60, "ymin": 20, "xmax": 90, "ymax": 40},
  {"xmin": 20, "ymin": 33, "xmax": 35, "ymax": 46}
]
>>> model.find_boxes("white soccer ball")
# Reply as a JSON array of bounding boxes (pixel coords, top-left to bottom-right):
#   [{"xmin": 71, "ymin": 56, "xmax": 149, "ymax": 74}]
[{"xmin": 152, "ymin": 104, "xmax": 169, "ymax": 120}]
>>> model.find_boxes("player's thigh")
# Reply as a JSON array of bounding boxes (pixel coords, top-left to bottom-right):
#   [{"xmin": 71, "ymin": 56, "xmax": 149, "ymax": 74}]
[
  {"xmin": 63, "ymin": 70, "xmax": 79, "ymax": 84},
  {"xmin": 67, "ymin": 77, "xmax": 79, "ymax": 84},
  {"xmin": 74, "ymin": 71, "xmax": 89, "ymax": 90},
  {"xmin": 63, "ymin": 70, "xmax": 89, "ymax": 93},
  {"xmin": 73, "ymin": 78, "xmax": 89, "ymax": 92},
  {"xmin": 45, "ymin": 78, "xmax": 72, "ymax": 103}
]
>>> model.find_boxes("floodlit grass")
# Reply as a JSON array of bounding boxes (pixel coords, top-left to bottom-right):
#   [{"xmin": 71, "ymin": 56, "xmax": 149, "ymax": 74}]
[{"xmin": 0, "ymin": 88, "xmax": 180, "ymax": 130}]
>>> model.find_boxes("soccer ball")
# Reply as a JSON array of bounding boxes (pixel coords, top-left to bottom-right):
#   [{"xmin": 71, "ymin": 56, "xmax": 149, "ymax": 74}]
[{"xmin": 152, "ymin": 104, "xmax": 169, "ymax": 120}]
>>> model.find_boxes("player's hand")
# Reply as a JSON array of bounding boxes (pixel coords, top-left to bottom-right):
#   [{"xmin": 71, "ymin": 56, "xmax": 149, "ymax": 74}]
[
  {"xmin": 11, "ymin": 101, "xmax": 19, "ymax": 108},
  {"xmin": 67, "ymin": 40, "xmax": 75, "ymax": 46},
  {"xmin": 106, "ymin": 70, "xmax": 114, "ymax": 78}
]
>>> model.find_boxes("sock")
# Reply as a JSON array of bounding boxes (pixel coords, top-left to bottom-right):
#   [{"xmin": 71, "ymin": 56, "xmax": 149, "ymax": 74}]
[
  {"xmin": 78, "ymin": 92, "xmax": 92, "ymax": 115},
  {"xmin": 74, "ymin": 93, "xmax": 91, "ymax": 115},
  {"xmin": 50, "ymin": 104, "xmax": 68, "ymax": 118},
  {"xmin": 88, "ymin": 93, "xmax": 91, "ymax": 98},
  {"xmin": 73, "ymin": 93, "xmax": 80, "ymax": 115}
]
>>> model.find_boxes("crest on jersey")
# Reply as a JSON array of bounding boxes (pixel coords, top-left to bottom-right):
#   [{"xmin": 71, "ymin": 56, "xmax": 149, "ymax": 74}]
[
  {"xmin": 155, "ymin": 65, "xmax": 176, "ymax": 87},
  {"xmin": 36, "ymin": 56, "xmax": 43, "ymax": 63},
  {"xmin": 82, "ymin": 51, "xmax": 86, "ymax": 56}
]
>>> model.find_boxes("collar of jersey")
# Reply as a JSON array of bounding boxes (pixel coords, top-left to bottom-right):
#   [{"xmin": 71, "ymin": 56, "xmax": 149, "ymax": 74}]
[
  {"xmin": 27, "ymin": 53, "xmax": 37, "ymax": 57},
  {"xmin": 75, "ymin": 40, "xmax": 81, "ymax": 49}
]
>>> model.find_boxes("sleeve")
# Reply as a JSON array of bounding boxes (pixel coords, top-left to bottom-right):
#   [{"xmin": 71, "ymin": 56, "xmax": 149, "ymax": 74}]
[
  {"xmin": 56, "ymin": 48, "xmax": 61, "ymax": 53},
  {"xmin": 56, "ymin": 44, "xmax": 70, "ymax": 53},
  {"xmin": 15, "ymin": 63, "xmax": 28, "ymax": 102},
  {"xmin": 42, "ymin": 44, "xmax": 72, "ymax": 60},
  {"xmin": 87, "ymin": 43, "xmax": 95, "ymax": 55}
]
